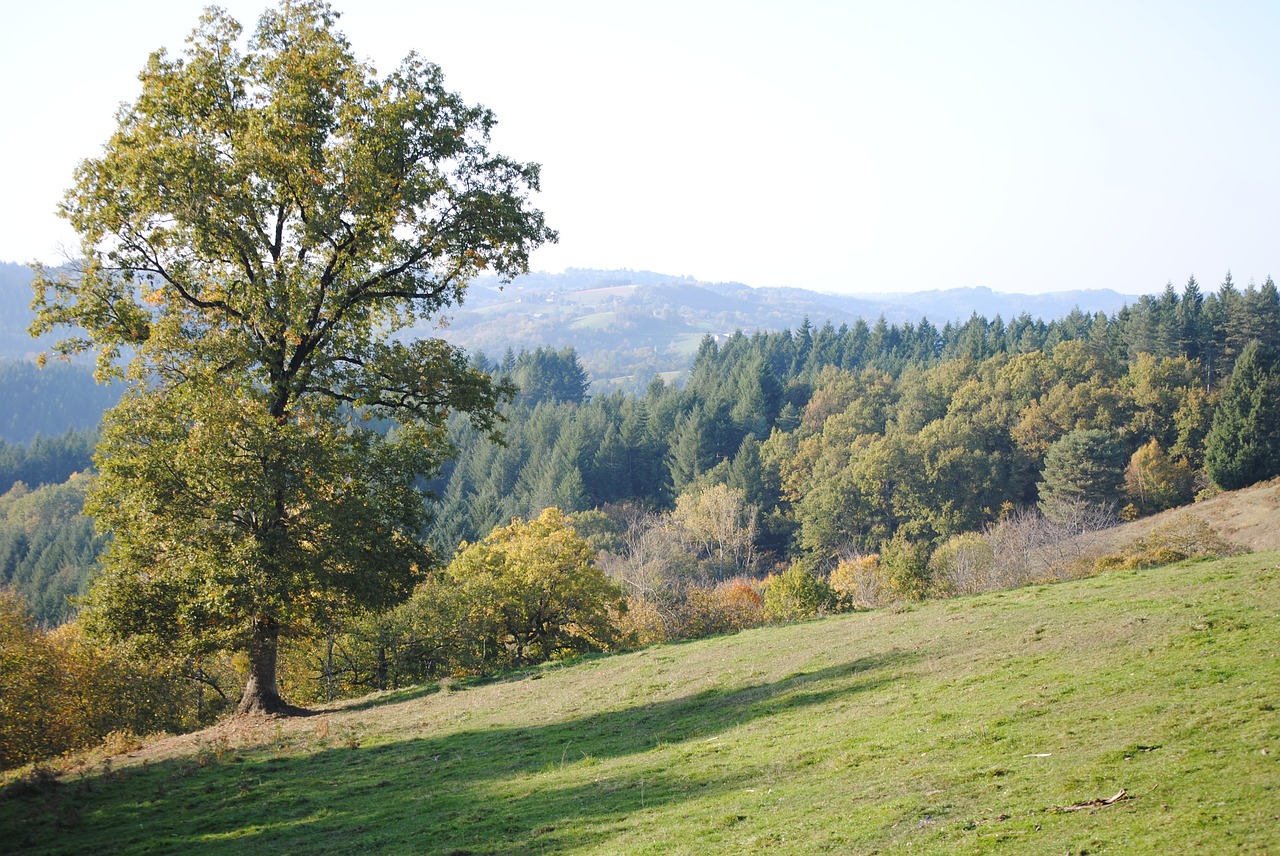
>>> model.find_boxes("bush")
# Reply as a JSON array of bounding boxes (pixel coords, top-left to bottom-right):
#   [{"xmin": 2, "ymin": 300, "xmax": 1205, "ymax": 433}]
[
  {"xmin": 1091, "ymin": 520, "xmax": 1244, "ymax": 573},
  {"xmin": 929, "ymin": 533, "xmax": 996, "ymax": 596},
  {"xmin": 1, "ymin": 587, "xmax": 197, "ymax": 770},
  {"xmin": 879, "ymin": 531, "xmax": 934, "ymax": 600},
  {"xmin": 680, "ymin": 578, "xmax": 766, "ymax": 637},
  {"xmin": 613, "ymin": 596, "xmax": 670, "ymax": 648},
  {"xmin": 763, "ymin": 564, "xmax": 836, "ymax": 622},
  {"xmin": 828, "ymin": 552, "xmax": 889, "ymax": 609}
]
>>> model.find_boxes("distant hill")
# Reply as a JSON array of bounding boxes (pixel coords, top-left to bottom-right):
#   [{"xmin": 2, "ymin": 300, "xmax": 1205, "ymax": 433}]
[
  {"xmin": 1, "ymin": 260, "xmax": 1146, "ymax": 392},
  {"xmin": 0, "ymin": 262, "xmax": 46, "ymax": 359},
  {"xmin": 422, "ymin": 268, "xmax": 1143, "ymax": 391}
]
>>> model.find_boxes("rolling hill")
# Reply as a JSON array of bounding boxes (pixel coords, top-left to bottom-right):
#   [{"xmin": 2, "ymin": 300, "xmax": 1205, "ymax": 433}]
[
  {"xmin": 5, "ymin": 548, "xmax": 1277, "ymax": 854},
  {"xmin": 3, "ymin": 261, "xmax": 1146, "ymax": 394},
  {"xmin": 426, "ymin": 269, "xmax": 1142, "ymax": 391}
]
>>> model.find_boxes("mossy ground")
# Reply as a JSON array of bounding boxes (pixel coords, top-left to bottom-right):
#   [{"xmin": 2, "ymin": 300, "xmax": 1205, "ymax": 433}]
[{"xmin": 4, "ymin": 552, "xmax": 1278, "ymax": 854}]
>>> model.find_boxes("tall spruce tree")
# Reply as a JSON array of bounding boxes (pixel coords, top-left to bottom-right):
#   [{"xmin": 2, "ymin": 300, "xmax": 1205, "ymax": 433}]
[{"xmin": 1205, "ymin": 341, "xmax": 1280, "ymax": 490}]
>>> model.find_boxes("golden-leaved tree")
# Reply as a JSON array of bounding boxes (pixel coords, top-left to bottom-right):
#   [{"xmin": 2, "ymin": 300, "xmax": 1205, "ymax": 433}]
[{"xmin": 447, "ymin": 508, "xmax": 623, "ymax": 668}]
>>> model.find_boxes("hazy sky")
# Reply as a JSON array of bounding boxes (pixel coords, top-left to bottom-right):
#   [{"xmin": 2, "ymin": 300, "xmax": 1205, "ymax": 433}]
[{"xmin": 2, "ymin": 1, "xmax": 1277, "ymax": 295}]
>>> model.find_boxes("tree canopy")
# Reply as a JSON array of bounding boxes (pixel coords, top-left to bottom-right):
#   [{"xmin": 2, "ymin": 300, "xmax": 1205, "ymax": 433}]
[
  {"xmin": 445, "ymin": 507, "xmax": 621, "ymax": 667},
  {"xmin": 1036, "ymin": 429, "xmax": 1127, "ymax": 525},
  {"xmin": 1205, "ymin": 340, "xmax": 1280, "ymax": 490},
  {"xmin": 29, "ymin": 0, "xmax": 554, "ymax": 713}
]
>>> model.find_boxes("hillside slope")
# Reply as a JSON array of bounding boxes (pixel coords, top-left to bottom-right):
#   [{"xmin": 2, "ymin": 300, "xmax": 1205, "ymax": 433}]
[
  {"xmin": 4, "ymin": 552, "xmax": 1278, "ymax": 854},
  {"xmin": 1116, "ymin": 478, "xmax": 1280, "ymax": 553},
  {"xmin": 1063, "ymin": 478, "xmax": 1280, "ymax": 562}
]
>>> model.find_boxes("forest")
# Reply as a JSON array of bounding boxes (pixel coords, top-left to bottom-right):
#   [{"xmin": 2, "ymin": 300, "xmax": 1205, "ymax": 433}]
[
  {"xmin": 431, "ymin": 274, "xmax": 1279, "ymax": 550},
  {"xmin": 6, "ymin": 274, "xmax": 1280, "ymax": 627},
  {"xmin": 4, "ymin": 270, "xmax": 1280, "ymax": 769}
]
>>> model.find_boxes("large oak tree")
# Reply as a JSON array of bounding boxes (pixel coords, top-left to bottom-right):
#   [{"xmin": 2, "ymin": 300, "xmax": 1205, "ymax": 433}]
[{"xmin": 29, "ymin": 1, "xmax": 554, "ymax": 713}]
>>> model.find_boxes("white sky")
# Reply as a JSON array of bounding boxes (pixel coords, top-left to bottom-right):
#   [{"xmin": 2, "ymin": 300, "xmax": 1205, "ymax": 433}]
[{"xmin": 2, "ymin": 1, "xmax": 1277, "ymax": 295}]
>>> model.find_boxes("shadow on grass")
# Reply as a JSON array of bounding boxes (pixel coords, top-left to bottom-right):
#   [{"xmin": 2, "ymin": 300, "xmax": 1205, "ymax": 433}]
[
  {"xmin": 0, "ymin": 649, "xmax": 918, "ymax": 856},
  {"xmin": 325, "ymin": 682, "xmax": 444, "ymax": 714},
  {"xmin": 324, "ymin": 654, "xmax": 615, "ymax": 715}
]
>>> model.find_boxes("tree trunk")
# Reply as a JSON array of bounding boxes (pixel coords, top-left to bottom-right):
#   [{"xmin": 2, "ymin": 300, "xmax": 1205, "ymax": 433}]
[
  {"xmin": 325, "ymin": 632, "xmax": 335, "ymax": 703},
  {"xmin": 238, "ymin": 615, "xmax": 290, "ymax": 715}
]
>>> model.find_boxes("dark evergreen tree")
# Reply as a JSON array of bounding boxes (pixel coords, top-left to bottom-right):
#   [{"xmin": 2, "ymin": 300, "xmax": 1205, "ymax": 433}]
[
  {"xmin": 1037, "ymin": 429, "xmax": 1127, "ymax": 522},
  {"xmin": 668, "ymin": 406, "xmax": 710, "ymax": 495},
  {"xmin": 1152, "ymin": 282, "xmax": 1181, "ymax": 357},
  {"xmin": 1175, "ymin": 276, "xmax": 1206, "ymax": 362},
  {"xmin": 1204, "ymin": 341, "xmax": 1280, "ymax": 490},
  {"xmin": 1250, "ymin": 278, "xmax": 1280, "ymax": 354},
  {"xmin": 726, "ymin": 434, "xmax": 769, "ymax": 510},
  {"xmin": 511, "ymin": 347, "xmax": 590, "ymax": 406}
]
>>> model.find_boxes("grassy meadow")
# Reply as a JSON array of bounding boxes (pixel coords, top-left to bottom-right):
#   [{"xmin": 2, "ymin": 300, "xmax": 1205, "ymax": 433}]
[{"xmin": 3, "ymin": 551, "xmax": 1278, "ymax": 854}]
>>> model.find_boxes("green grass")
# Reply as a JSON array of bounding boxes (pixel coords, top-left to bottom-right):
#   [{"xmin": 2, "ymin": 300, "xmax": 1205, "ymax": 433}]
[
  {"xmin": 568, "ymin": 311, "xmax": 617, "ymax": 331},
  {"xmin": 5, "ymin": 553, "xmax": 1279, "ymax": 854}
]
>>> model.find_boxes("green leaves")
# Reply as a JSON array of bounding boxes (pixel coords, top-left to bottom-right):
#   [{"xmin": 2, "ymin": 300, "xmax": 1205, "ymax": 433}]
[
  {"xmin": 31, "ymin": 0, "xmax": 554, "ymax": 710},
  {"xmin": 446, "ymin": 508, "xmax": 622, "ymax": 667}
]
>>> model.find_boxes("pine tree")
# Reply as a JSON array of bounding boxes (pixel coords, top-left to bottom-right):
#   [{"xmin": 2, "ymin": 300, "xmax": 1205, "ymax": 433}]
[
  {"xmin": 1204, "ymin": 341, "xmax": 1280, "ymax": 490},
  {"xmin": 1037, "ymin": 429, "xmax": 1127, "ymax": 523},
  {"xmin": 1250, "ymin": 278, "xmax": 1280, "ymax": 354},
  {"xmin": 1176, "ymin": 276, "xmax": 1206, "ymax": 362}
]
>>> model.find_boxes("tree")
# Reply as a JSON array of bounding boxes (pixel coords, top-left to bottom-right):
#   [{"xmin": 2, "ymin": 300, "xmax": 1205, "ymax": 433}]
[
  {"xmin": 1205, "ymin": 341, "xmax": 1280, "ymax": 490},
  {"xmin": 1122, "ymin": 439, "xmax": 1194, "ymax": 516},
  {"xmin": 668, "ymin": 483, "xmax": 759, "ymax": 578},
  {"xmin": 29, "ymin": 2, "xmax": 554, "ymax": 714},
  {"xmin": 1037, "ymin": 429, "xmax": 1126, "ymax": 524},
  {"xmin": 446, "ymin": 508, "xmax": 622, "ymax": 667},
  {"xmin": 510, "ymin": 346, "xmax": 590, "ymax": 407}
]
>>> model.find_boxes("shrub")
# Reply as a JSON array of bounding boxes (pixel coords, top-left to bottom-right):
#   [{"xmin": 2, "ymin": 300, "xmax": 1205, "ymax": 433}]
[
  {"xmin": 1091, "ymin": 520, "xmax": 1244, "ymax": 572},
  {"xmin": 879, "ymin": 531, "xmax": 934, "ymax": 600},
  {"xmin": 763, "ymin": 564, "xmax": 836, "ymax": 622},
  {"xmin": 1, "ymin": 587, "xmax": 196, "ymax": 770},
  {"xmin": 828, "ymin": 552, "xmax": 890, "ymax": 609},
  {"xmin": 613, "ymin": 596, "xmax": 670, "ymax": 648},
  {"xmin": 688, "ymin": 578, "xmax": 766, "ymax": 635},
  {"xmin": 929, "ymin": 533, "xmax": 996, "ymax": 596}
]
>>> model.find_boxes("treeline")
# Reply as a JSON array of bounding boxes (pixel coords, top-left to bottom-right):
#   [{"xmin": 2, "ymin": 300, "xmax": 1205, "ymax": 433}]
[
  {"xmin": 0, "ymin": 428, "xmax": 97, "ymax": 494},
  {"xmin": 4, "ymin": 275, "xmax": 1277, "ymax": 628},
  {"xmin": 430, "ymin": 274, "xmax": 1280, "ymax": 563}
]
